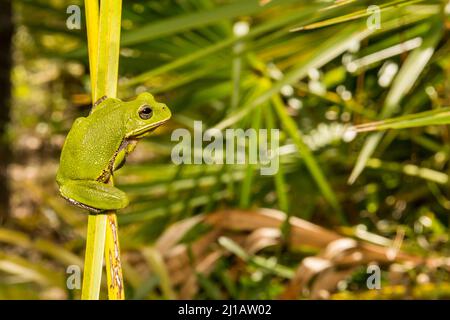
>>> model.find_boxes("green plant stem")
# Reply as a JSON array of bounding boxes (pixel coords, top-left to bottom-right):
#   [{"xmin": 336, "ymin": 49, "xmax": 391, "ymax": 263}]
[
  {"xmin": 81, "ymin": 0, "xmax": 124, "ymax": 300},
  {"xmin": 82, "ymin": 214, "xmax": 107, "ymax": 299}
]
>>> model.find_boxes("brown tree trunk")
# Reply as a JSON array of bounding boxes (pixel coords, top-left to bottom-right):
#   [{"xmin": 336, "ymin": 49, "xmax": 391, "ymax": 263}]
[{"xmin": 0, "ymin": 0, "xmax": 13, "ymax": 223}]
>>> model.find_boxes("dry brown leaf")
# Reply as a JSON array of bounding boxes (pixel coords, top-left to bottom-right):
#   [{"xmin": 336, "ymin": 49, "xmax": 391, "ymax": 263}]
[
  {"xmin": 310, "ymin": 268, "xmax": 356, "ymax": 299},
  {"xmin": 151, "ymin": 208, "xmax": 430, "ymax": 299},
  {"xmin": 244, "ymin": 228, "xmax": 281, "ymax": 254}
]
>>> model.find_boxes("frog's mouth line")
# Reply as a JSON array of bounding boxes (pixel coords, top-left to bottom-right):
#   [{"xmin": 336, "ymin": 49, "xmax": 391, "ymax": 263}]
[{"xmin": 127, "ymin": 119, "xmax": 169, "ymax": 138}]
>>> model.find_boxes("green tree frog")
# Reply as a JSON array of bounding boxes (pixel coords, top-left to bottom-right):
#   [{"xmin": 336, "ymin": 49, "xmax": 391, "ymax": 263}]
[{"xmin": 56, "ymin": 92, "xmax": 171, "ymax": 213}]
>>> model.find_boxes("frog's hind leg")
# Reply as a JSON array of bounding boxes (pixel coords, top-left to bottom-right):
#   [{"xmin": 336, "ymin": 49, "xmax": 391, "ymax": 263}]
[
  {"xmin": 59, "ymin": 180, "xmax": 129, "ymax": 212},
  {"xmin": 60, "ymin": 194, "xmax": 102, "ymax": 213}
]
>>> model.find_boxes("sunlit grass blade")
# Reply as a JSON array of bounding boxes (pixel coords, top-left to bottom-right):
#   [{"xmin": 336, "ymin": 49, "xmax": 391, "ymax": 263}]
[
  {"xmin": 84, "ymin": 0, "xmax": 99, "ymax": 95},
  {"xmin": 366, "ymin": 158, "xmax": 448, "ymax": 184},
  {"xmin": 354, "ymin": 107, "xmax": 450, "ymax": 132},
  {"xmin": 82, "ymin": 214, "xmax": 107, "ymax": 300},
  {"xmin": 292, "ymin": 0, "xmax": 426, "ymax": 31},
  {"xmin": 94, "ymin": 0, "xmax": 122, "ymax": 101},
  {"xmin": 348, "ymin": 19, "xmax": 443, "ymax": 184}
]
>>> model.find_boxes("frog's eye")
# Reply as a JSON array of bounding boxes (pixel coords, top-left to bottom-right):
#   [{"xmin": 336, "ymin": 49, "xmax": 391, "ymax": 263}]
[{"xmin": 138, "ymin": 105, "xmax": 153, "ymax": 120}]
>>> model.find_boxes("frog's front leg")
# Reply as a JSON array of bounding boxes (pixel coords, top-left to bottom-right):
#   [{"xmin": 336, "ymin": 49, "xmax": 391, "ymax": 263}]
[
  {"xmin": 113, "ymin": 140, "xmax": 138, "ymax": 171},
  {"xmin": 59, "ymin": 179, "xmax": 129, "ymax": 212}
]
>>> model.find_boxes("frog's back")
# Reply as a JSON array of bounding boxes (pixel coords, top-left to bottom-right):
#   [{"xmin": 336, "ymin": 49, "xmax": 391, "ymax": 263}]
[{"xmin": 57, "ymin": 108, "xmax": 126, "ymax": 184}]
